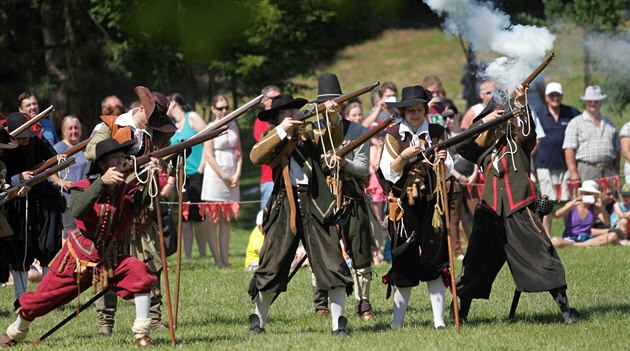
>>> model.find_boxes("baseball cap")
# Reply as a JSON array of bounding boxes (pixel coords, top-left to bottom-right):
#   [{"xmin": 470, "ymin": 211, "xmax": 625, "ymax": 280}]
[{"xmin": 545, "ymin": 82, "xmax": 563, "ymax": 95}]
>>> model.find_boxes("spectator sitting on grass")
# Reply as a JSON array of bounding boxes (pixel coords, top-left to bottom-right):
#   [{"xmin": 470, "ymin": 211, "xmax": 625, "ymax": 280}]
[
  {"xmin": 551, "ymin": 180, "xmax": 619, "ymax": 247},
  {"xmin": 609, "ymin": 184, "xmax": 630, "ymax": 246}
]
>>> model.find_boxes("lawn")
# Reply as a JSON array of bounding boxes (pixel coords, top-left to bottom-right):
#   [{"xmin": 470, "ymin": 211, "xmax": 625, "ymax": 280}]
[
  {"xmin": 1, "ymin": 224, "xmax": 628, "ymax": 350},
  {"xmin": 2, "ymin": 24, "xmax": 629, "ymax": 350}
]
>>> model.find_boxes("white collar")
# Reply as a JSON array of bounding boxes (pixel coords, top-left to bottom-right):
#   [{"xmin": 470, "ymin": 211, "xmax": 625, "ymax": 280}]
[
  {"xmin": 115, "ymin": 108, "xmax": 151, "ymax": 136},
  {"xmin": 398, "ymin": 118, "xmax": 430, "ymax": 140}
]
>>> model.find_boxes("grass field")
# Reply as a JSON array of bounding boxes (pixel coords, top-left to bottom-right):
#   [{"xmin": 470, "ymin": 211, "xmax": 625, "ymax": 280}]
[
  {"xmin": 1, "ymin": 227, "xmax": 628, "ymax": 350},
  {"xmin": 2, "ymin": 25, "xmax": 629, "ymax": 350}
]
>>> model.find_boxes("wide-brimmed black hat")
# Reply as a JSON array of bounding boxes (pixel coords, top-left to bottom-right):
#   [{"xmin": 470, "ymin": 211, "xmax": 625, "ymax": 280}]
[
  {"xmin": 134, "ymin": 86, "xmax": 177, "ymax": 133},
  {"xmin": 257, "ymin": 94, "xmax": 308, "ymax": 122},
  {"xmin": 313, "ymin": 73, "xmax": 343, "ymax": 104},
  {"xmin": 87, "ymin": 138, "xmax": 135, "ymax": 176},
  {"xmin": 385, "ymin": 85, "xmax": 432, "ymax": 109},
  {"xmin": 0, "ymin": 128, "xmax": 18, "ymax": 149},
  {"xmin": 5, "ymin": 112, "xmax": 39, "ymax": 139}
]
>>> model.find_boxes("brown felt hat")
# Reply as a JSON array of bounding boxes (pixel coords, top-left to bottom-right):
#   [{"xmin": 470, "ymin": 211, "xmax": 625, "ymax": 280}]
[{"xmin": 134, "ymin": 86, "xmax": 176, "ymax": 133}]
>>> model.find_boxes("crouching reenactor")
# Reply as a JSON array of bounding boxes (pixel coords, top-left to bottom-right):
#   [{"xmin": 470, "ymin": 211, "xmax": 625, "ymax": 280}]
[{"xmin": 0, "ymin": 138, "xmax": 159, "ymax": 347}]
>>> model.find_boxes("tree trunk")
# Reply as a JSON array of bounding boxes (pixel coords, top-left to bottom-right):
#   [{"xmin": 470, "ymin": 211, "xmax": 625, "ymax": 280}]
[
  {"xmin": 40, "ymin": 0, "xmax": 97, "ymax": 131},
  {"xmin": 582, "ymin": 27, "xmax": 591, "ymax": 88}
]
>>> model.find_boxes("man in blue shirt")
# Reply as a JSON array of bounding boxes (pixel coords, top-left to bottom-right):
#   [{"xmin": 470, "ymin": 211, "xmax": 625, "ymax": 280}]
[
  {"xmin": 18, "ymin": 92, "xmax": 57, "ymax": 145},
  {"xmin": 533, "ymin": 82, "xmax": 580, "ymax": 235}
]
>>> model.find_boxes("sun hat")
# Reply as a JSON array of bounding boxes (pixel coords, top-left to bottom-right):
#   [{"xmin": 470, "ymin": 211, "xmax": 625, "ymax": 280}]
[
  {"xmin": 577, "ymin": 180, "xmax": 600, "ymax": 194},
  {"xmin": 579, "ymin": 85, "xmax": 607, "ymax": 101}
]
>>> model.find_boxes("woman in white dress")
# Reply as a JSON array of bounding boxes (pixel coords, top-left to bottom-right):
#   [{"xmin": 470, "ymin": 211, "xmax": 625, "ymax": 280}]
[{"xmin": 200, "ymin": 95, "xmax": 242, "ymax": 268}]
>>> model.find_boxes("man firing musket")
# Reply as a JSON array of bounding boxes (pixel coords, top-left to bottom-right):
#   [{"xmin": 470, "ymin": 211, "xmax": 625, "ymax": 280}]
[
  {"xmin": 0, "ymin": 122, "xmax": 228, "ymax": 347},
  {"xmin": 310, "ymin": 73, "xmax": 383, "ymax": 321},
  {"xmin": 246, "ymin": 80, "xmax": 379, "ymax": 336},
  {"xmin": 2, "ymin": 111, "xmax": 70, "ymax": 302},
  {"xmin": 451, "ymin": 53, "xmax": 580, "ymax": 325}
]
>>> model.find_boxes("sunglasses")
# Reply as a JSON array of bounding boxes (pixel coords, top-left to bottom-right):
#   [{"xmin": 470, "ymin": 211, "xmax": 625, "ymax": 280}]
[
  {"xmin": 482, "ymin": 90, "xmax": 493, "ymax": 95},
  {"xmin": 215, "ymin": 106, "xmax": 229, "ymax": 111}
]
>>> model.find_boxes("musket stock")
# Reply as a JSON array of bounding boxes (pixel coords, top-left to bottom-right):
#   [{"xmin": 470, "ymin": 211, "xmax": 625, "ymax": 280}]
[
  {"xmin": 297, "ymin": 82, "xmax": 380, "ymax": 121},
  {"xmin": 32, "ymin": 138, "xmax": 91, "ymax": 176},
  {"xmin": 10, "ymin": 105, "xmax": 55, "ymax": 137},
  {"xmin": 0, "ymin": 157, "xmax": 76, "ymax": 205},
  {"xmin": 322, "ymin": 116, "xmax": 393, "ymax": 172}
]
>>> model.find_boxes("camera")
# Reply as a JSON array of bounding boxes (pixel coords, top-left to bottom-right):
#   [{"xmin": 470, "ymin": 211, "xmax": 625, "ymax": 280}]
[
  {"xmin": 582, "ymin": 195, "xmax": 595, "ymax": 204},
  {"xmin": 384, "ymin": 96, "xmax": 396, "ymax": 103}
]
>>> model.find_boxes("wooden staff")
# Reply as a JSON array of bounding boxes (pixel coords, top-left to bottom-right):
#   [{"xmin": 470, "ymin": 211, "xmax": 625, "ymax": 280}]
[
  {"xmin": 438, "ymin": 160, "xmax": 461, "ymax": 333},
  {"xmin": 32, "ymin": 288, "xmax": 109, "ymax": 345},
  {"xmin": 173, "ymin": 154, "xmax": 185, "ymax": 327},
  {"xmin": 153, "ymin": 194, "xmax": 176, "ymax": 344}
]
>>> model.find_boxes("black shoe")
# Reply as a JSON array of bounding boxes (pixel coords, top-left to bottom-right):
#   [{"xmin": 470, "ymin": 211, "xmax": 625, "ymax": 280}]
[
  {"xmin": 565, "ymin": 308, "xmax": 580, "ymax": 324},
  {"xmin": 248, "ymin": 314, "xmax": 265, "ymax": 334},
  {"xmin": 332, "ymin": 316, "xmax": 350, "ymax": 336},
  {"xmin": 449, "ymin": 300, "xmax": 469, "ymax": 323}
]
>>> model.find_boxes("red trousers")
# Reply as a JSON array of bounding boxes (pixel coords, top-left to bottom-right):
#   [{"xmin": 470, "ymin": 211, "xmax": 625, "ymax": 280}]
[{"xmin": 19, "ymin": 241, "xmax": 156, "ymax": 320}]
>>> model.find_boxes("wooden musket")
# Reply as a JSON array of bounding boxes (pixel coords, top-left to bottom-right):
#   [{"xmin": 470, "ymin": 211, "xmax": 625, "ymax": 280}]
[
  {"xmin": 32, "ymin": 138, "xmax": 90, "ymax": 176},
  {"xmin": 10, "ymin": 105, "xmax": 54, "ymax": 137},
  {"xmin": 0, "ymin": 157, "xmax": 76, "ymax": 205}
]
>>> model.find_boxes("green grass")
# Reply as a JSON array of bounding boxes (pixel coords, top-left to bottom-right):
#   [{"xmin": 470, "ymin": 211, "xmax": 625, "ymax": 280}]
[
  {"xmin": 2, "ymin": 25, "xmax": 629, "ymax": 350},
  {"xmin": 1, "ymin": 222, "xmax": 628, "ymax": 350}
]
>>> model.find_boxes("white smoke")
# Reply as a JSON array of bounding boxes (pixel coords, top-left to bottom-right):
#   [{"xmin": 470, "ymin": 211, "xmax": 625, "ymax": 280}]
[
  {"xmin": 585, "ymin": 33, "xmax": 630, "ymax": 78},
  {"xmin": 423, "ymin": 0, "xmax": 555, "ymax": 91}
]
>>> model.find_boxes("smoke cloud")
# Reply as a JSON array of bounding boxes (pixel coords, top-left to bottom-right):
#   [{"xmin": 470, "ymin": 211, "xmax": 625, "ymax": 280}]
[{"xmin": 423, "ymin": 0, "xmax": 555, "ymax": 91}]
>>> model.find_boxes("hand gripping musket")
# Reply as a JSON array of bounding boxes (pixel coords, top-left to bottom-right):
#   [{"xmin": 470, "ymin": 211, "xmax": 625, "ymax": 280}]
[
  {"xmin": 0, "ymin": 157, "xmax": 76, "ymax": 205},
  {"xmin": 31, "ymin": 138, "xmax": 91, "ymax": 176},
  {"xmin": 321, "ymin": 116, "xmax": 393, "ymax": 173},
  {"xmin": 9, "ymin": 105, "xmax": 54, "ymax": 138}
]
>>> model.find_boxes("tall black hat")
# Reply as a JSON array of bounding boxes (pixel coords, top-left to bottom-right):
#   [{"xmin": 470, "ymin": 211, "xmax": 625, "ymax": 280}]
[{"xmin": 314, "ymin": 73, "xmax": 343, "ymax": 104}]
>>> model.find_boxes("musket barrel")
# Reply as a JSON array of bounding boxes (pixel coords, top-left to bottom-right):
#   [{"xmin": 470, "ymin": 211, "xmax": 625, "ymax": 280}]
[
  {"xmin": 297, "ymin": 82, "xmax": 380, "ymax": 121},
  {"xmin": 117, "ymin": 125, "xmax": 228, "ymax": 174},
  {"xmin": 10, "ymin": 105, "xmax": 54, "ymax": 137},
  {"xmin": 197, "ymin": 94, "xmax": 263, "ymax": 135},
  {"xmin": 421, "ymin": 109, "xmax": 522, "ymax": 159}
]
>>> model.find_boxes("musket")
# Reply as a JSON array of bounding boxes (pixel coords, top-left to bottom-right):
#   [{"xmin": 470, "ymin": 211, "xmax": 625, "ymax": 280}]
[
  {"xmin": 117, "ymin": 126, "xmax": 227, "ymax": 174},
  {"xmin": 296, "ymin": 82, "xmax": 380, "ymax": 121},
  {"xmin": 10, "ymin": 105, "xmax": 54, "ymax": 138},
  {"xmin": 322, "ymin": 116, "xmax": 393, "ymax": 172},
  {"xmin": 420, "ymin": 107, "xmax": 524, "ymax": 160},
  {"xmin": 32, "ymin": 138, "xmax": 91, "ymax": 176},
  {"xmin": 195, "ymin": 94, "xmax": 263, "ymax": 136},
  {"xmin": 399, "ymin": 108, "xmax": 523, "ymax": 205},
  {"xmin": 0, "ymin": 157, "xmax": 76, "ymax": 205},
  {"xmin": 32, "ymin": 288, "xmax": 109, "ymax": 345},
  {"xmin": 510, "ymin": 52, "xmax": 555, "ymax": 99}
]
